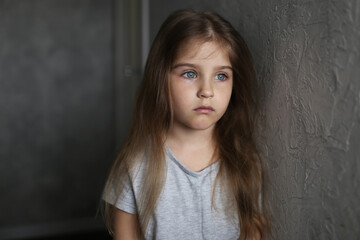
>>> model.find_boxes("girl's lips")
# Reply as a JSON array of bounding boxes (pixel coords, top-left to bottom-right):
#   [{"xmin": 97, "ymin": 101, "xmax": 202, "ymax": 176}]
[{"xmin": 194, "ymin": 106, "xmax": 214, "ymax": 113}]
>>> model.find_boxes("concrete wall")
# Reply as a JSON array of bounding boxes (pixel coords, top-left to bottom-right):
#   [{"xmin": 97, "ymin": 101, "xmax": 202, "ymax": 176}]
[
  {"xmin": 149, "ymin": 0, "xmax": 360, "ymax": 239},
  {"xmin": 0, "ymin": 0, "xmax": 114, "ymax": 236}
]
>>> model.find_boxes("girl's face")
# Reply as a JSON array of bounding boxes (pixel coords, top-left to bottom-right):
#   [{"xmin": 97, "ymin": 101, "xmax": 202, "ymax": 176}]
[{"xmin": 169, "ymin": 40, "xmax": 233, "ymax": 132}]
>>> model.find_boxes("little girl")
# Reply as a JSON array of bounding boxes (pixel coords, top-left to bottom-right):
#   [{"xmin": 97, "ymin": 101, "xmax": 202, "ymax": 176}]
[{"xmin": 103, "ymin": 9, "xmax": 268, "ymax": 240}]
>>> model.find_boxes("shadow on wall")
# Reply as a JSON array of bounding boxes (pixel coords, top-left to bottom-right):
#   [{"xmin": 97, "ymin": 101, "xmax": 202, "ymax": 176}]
[{"xmin": 0, "ymin": 0, "xmax": 122, "ymax": 239}]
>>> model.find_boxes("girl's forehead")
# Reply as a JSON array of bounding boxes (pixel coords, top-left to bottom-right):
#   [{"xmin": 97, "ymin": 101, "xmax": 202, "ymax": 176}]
[{"xmin": 174, "ymin": 40, "xmax": 230, "ymax": 62}]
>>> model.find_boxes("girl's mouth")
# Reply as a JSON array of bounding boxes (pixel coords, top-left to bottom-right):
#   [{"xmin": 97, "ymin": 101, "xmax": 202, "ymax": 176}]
[{"xmin": 194, "ymin": 106, "xmax": 214, "ymax": 113}]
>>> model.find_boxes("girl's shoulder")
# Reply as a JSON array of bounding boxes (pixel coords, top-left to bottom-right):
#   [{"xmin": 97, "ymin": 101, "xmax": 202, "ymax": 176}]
[{"xmin": 127, "ymin": 149, "xmax": 151, "ymax": 182}]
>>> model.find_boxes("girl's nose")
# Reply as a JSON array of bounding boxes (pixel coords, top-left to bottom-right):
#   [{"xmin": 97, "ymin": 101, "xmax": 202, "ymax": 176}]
[{"xmin": 197, "ymin": 80, "xmax": 214, "ymax": 99}]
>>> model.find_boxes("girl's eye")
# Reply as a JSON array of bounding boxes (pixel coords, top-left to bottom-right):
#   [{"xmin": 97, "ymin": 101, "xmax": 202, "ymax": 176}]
[
  {"xmin": 182, "ymin": 71, "xmax": 197, "ymax": 79},
  {"xmin": 215, "ymin": 73, "xmax": 227, "ymax": 81}
]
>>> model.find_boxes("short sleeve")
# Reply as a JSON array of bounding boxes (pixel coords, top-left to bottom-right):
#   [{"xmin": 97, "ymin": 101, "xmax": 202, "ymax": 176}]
[{"xmin": 103, "ymin": 173, "xmax": 137, "ymax": 215}]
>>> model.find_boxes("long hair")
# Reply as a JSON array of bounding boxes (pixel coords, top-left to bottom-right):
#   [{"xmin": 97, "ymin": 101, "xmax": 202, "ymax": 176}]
[{"xmin": 104, "ymin": 9, "xmax": 269, "ymax": 239}]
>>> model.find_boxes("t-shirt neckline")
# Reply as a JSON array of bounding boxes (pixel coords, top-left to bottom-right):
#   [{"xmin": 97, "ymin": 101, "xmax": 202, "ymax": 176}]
[{"xmin": 165, "ymin": 144, "xmax": 219, "ymax": 178}]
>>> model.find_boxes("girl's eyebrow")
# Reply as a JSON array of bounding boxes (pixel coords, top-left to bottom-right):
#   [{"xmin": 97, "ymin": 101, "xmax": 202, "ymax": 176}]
[
  {"xmin": 171, "ymin": 63, "xmax": 233, "ymax": 71},
  {"xmin": 171, "ymin": 63, "xmax": 197, "ymax": 69}
]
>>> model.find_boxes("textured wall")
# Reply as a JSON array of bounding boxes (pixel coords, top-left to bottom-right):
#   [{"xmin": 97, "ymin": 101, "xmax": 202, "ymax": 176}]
[
  {"xmin": 149, "ymin": 0, "xmax": 360, "ymax": 239},
  {"xmin": 0, "ymin": 0, "xmax": 114, "ymax": 230}
]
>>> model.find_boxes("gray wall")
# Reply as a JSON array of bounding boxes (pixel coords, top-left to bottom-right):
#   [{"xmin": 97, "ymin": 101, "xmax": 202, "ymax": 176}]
[
  {"xmin": 149, "ymin": 0, "xmax": 360, "ymax": 239},
  {"xmin": 0, "ymin": 0, "xmax": 115, "ymax": 236},
  {"xmin": 0, "ymin": 0, "xmax": 146, "ymax": 238}
]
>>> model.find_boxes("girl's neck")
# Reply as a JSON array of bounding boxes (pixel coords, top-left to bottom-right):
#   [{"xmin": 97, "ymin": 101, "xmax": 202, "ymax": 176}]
[
  {"xmin": 166, "ymin": 125, "xmax": 215, "ymax": 150},
  {"xmin": 165, "ymin": 125, "xmax": 218, "ymax": 172}
]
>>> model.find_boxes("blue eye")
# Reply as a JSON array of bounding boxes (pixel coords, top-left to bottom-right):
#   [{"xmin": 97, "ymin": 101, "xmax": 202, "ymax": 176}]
[
  {"xmin": 182, "ymin": 71, "xmax": 197, "ymax": 79},
  {"xmin": 216, "ymin": 73, "xmax": 227, "ymax": 81}
]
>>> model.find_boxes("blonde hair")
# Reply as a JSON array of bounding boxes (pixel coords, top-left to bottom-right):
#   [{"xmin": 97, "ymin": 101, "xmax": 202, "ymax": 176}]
[{"xmin": 103, "ymin": 9, "xmax": 269, "ymax": 239}]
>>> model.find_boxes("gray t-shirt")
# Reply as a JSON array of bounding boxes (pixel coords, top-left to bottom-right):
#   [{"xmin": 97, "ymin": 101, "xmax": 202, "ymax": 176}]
[{"xmin": 108, "ymin": 146, "xmax": 240, "ymax": 240}]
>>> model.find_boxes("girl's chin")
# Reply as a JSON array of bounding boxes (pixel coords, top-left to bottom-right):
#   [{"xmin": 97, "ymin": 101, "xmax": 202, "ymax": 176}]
[
  {"xmin": 172, "ymin": 118, "xmax": 217, "ymax": 132},
  {"xmin": 188, "ymin": 121, "xmax": 216, "ymax": 131}
]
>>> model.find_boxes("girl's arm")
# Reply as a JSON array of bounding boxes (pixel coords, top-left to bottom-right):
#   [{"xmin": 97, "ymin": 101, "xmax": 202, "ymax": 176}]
[{"xmin": 113, "ymin": 208, "xmax": 139, "ymax": 240}]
